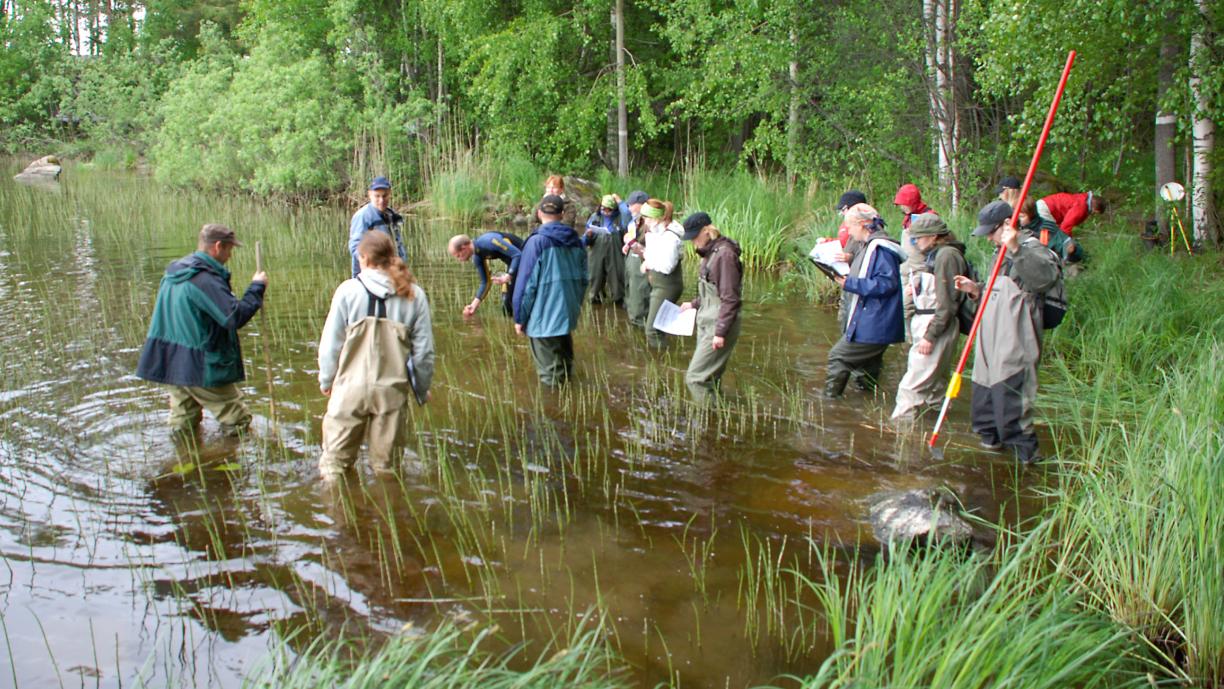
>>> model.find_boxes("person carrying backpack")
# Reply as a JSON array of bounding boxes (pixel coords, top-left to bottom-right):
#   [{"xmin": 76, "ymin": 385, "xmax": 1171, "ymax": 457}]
[
  {"xmin": 955, "ymin": 201, "xmax": 1060, "ymax": 464},
  {"xmin": 891, "ymin": 214, "xmax": 969, "ymax": 421}
]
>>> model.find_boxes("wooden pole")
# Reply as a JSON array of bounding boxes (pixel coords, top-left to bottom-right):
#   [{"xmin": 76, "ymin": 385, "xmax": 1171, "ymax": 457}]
[{"xmin": 256, "ymin": 242, "xmax": 276, "ymax": 424}]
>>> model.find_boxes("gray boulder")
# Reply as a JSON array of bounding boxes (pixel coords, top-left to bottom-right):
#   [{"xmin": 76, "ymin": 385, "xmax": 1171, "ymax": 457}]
[
  {"xmin": 14, "ymin": 155, "xmax": 62, "ymax": 184},
  {"xmin": 868, "ymin": 488, "xmax": 973, "ymax": 546}
]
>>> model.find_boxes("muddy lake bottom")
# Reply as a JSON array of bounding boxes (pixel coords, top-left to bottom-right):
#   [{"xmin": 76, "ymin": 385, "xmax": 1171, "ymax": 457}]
[{"xmin": 0, "ymin": 164, "xmax": 1045, "ymax": 688}]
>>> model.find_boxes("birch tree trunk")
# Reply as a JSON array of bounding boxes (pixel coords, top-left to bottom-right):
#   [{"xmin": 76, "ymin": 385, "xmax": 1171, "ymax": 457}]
[
  {"xmin": 923, "ymin": 0, "xmax": 959, "ymax": 211},
  {"xmin": 1154, "ymin": 27, "xmax": 1178, "ymax": 238},
  {"xmin": 1189, "ymin": 0, "xmax": 1217, "ymax": 245},
  {"xmin": 787, "ymin": 26, "xmax": 800, "ymax": 193},
  {"xmin": 614, "ymin": 0, "xmax": 628, "ymax": 178}
]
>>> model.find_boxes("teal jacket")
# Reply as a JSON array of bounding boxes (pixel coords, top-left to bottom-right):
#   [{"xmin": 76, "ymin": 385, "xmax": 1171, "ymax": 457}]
[
  {"xmin": 512, "ymin": 222, "xmax": 588, "ymax": 338},
  {"xmin": 136, "ymin": 252, "xmax": 265, "ymax": 387}
]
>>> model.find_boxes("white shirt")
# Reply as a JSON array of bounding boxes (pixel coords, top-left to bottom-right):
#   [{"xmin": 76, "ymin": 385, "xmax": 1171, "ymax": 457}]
[{"xmin": 642, "ymin": 220, "xmax": 685, "ymax": 274}]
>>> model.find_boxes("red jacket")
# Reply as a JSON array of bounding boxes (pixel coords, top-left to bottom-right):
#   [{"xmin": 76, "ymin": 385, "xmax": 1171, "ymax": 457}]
[
  {"xmin": 1040, "ymin": 192, "xmax": 1090, "ymax": 235},
  {"xmin": 893, "ymin": 184, "xmax": 935, "ymax": 229}
]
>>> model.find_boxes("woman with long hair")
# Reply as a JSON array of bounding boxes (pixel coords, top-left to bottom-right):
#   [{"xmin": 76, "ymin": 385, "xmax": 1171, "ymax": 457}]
[
  {"xmin": 639, "ymin": 198, "xmax": 686, "ymax": 348},
  {"xmin": 317, "ymin": 231, "xmax": 435, "ymax": 477}
]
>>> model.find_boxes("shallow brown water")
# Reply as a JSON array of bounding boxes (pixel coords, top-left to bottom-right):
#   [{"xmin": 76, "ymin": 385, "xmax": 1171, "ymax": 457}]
[{"xmin": 0, "ymin": 163, "xmax": 1043, "ymax": 688}]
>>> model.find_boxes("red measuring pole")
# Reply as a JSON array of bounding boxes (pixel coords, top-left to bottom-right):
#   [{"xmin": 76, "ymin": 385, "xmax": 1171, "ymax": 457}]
[{"xmin": 927, "ymin": 50, "xmax": 1077, "ymax": 453}]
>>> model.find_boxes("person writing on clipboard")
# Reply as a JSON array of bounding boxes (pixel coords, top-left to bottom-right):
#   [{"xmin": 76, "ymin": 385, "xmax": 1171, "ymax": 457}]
[
  {"xmin": 823, "ymin": 204, "xmax": 905, "ymax": 400},
  {"xmin": 677, "ymin": 212, "xmax": 743, "ymax": 405},
  {"xmin": 316, "ymin": 232, "xmax": 435, "ymax": 479}
]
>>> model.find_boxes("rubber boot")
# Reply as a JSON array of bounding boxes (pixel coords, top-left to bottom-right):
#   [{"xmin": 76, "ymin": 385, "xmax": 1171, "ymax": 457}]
[{"xmin": 823, "ymin": 370, "xmax": 851, "ymax": 399}]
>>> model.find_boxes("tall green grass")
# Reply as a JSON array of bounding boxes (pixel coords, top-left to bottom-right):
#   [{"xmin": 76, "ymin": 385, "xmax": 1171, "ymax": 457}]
[{"xmin": 244, "ymin": 619, "xmax": 625, "ymax": 689}]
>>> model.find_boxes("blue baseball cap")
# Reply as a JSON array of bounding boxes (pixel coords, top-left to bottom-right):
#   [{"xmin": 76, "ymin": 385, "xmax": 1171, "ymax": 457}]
[{"xmin": 369, "ymin": 176, "xmax": 392, "ymax": 191}]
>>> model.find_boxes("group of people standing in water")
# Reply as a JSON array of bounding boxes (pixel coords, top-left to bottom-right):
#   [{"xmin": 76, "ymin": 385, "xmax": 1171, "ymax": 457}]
[{"xmin": 135, "ymin": 171, "xmax": 1101, "ymax": 475}]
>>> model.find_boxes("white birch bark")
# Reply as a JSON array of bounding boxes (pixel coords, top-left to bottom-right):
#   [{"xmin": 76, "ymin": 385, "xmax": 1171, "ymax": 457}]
[{"xmin": 1189, "ymin": 0, "xmax": 1216, "ymax": 244}]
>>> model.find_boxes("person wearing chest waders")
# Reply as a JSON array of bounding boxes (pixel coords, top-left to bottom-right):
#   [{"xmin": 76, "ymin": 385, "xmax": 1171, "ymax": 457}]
[
  {"xmin": 893, "ymin": 183, "xmax": 938, "ymax": 342},
  {"xmin": 620, "ymin": 190, "xmax": 651, "ymax": 327},
  {"xmin": 448, "ymin": 231, "xmax": 524, "ymax": 317},
  {"xmin": 955, "ymin": 200, "xmax": 1060, "ymax": 464},
  {"xmin": 348, "ymin": 176, "xmax": 407, "ymax": 278},
  {"xmin": 136, "ymin": 224, "xmax": 268, "ymax": 438},
  {"xmin": 583, "ymin": 194, "xmax": 631, "ymax": 305},
  {"xmin": 890, "ymin": 214, "xmax": 969, "ymax": 422},
  {"xmin": 677, "ymin": 212, "xmax": 743, "ymax": 405},
  {"xmin": 317, "ymin": 231, "xmax": 435, "ymax": 478},
  {"xmin": 824, "ymin": 204, "xmax": 905, "ymax": 399},
  {"xmin": 639, "ymin": 199, "xmax": 686, "ymax": 349}
]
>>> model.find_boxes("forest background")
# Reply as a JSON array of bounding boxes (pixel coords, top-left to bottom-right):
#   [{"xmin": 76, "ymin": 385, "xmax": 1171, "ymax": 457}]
[{"xmin": 1, "ymin": 0, "xmax": 1221, "ymax": 245}]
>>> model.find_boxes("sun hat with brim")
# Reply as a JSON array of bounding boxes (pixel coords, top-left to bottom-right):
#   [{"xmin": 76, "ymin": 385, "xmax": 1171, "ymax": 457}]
[
  {"xmin": 973, "ymin": 200, "xmax": 1013, "ymax": 237},
  {"xmin": 908, "ymin": 213, "xmax": 949, "ymax": 238}
]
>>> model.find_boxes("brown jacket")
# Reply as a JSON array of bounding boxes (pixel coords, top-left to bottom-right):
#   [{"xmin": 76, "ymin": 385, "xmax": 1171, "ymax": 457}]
[
  {"xmin": 921, "ymin": 240, "xmax": 970, "ymax": 343},
  {"xmin": 691, "ymin": 236, "xmax": 743, "ymax": 337}
]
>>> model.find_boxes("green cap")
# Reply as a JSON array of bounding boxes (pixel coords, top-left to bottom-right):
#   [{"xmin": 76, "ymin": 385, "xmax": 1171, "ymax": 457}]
[
  {"xmin": 908, "ymin": 213, "xmax": 949, "ymax": 238},
  {"xmin": 600, "ymin": 194, "xmax": 616, "ymax": 209}
]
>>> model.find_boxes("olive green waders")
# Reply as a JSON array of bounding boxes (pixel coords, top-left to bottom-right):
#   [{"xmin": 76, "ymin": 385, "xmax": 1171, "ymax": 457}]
[
  {"xmin": 624, "ymin": 253, "xmax": 650, "ymax": 327},
  {"xmin": 684, "ymin": 276, "xmax": 741, "ymax": 404},
  {"xmin": 168, "ymin": 384, "xmax": 251, "ymax": 435},
  {"xmin": 529, "ymin": 334, "xmax": 575, "ymax": 387},
  {"xmin": 588, "ymin": 232, "xmax": 625, "ymax": 304},
  {"xmin": 645, "ymin": 267, "xmax": 684, "ymax": 348},
  {"xmin": 319, "ymin": 307, "xmax": 415, "ymax": 477}
]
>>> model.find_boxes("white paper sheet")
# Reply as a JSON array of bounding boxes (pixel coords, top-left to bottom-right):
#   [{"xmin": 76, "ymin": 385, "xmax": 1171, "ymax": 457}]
[
  {"xmin": 652, "ymin": 299, "xmax": 697, "ymax": 337},
  {"xmin": 808, "ymin": 238, "xmax": 851, "ymax": 276}
]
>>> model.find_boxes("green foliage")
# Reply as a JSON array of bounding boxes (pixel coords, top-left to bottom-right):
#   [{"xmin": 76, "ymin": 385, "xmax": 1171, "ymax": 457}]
[
  {"xmin": 152, "ymin": 24, "xmax": 351, "ymax": 195},
  {"xmin": 0, "ymin": 3, "xmax": 68, "ymax": 149},
  {"xmin": 246, "ymin": 621, "xmax": 626, "ymax": 689}
]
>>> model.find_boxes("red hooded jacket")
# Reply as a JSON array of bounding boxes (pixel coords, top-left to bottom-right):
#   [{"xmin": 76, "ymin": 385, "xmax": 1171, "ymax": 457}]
[
  {"xmin": 1039, "ymin": 192, "xmax": 1090, "ymax": 235},
  {"xmin": 893, "ymin": 184, "xmax": 935, "ymax": 229}
]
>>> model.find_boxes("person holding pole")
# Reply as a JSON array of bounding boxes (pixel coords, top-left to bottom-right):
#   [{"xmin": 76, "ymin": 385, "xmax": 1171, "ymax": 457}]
[
  {"xmin": 823, "ymin": 204, "xmax": 905, "ymax": 399},
  {"xmin": 954, "ymin": 200, "xmax": 1060, "ymax": 463},
  {"xmin": 678, "ymin": 212, "xmax": 743, "ymax": 405},
  {"xmin": 136, "ymin": 224, "xmax": 268, "ymax": 437},
  {"xmin": 317, "ymin": 231, "xmax": 434, "ymax": 477}
]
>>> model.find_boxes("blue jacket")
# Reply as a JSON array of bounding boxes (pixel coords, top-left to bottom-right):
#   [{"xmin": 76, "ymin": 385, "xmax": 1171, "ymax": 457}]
[
  {"xmin": 582, "ymin": 201, "xmax": 631, "ymax": 246},
  {"xmin": 512, "ymin": 222, "xmax": 588, "ymax": 338},
  {"xmin": 843, "ymin": 235, "xmax": 905, "ymax": 345},
  {"xmin": 349, "ymin": 203, "xmax": 406, "ymax": 277},
  {"xmin": 472, "ymin": 231, "xmax": 524, "ymax": 300},
  {"xmin": 136, "ymin": 252, "xmax": 265, "ymax": 387}
]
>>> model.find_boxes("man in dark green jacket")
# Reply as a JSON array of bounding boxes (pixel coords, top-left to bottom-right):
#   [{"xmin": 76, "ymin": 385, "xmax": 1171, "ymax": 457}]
[{"xmin": 136, "ymin": 224, "xmax": 268, "ymax": 436}]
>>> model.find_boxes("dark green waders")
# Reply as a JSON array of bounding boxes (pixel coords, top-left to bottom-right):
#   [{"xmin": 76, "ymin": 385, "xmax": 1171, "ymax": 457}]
[
  {"xmin": 625, "ymin": 253, "xmax": 650, "ymax": 326},
  {"xmin": 588, "ymin": 232, "xmax": 625, "ymax": 304},
  {"xmin": 684, "ymin": 276, "xmax": 741, "ymax": 404},
  {"xmin": 645, "ymin": 267, "xmax": 684, "ymax": 349}
]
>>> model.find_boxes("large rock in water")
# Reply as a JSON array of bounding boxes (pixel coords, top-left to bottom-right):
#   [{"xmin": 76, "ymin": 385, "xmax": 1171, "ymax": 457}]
[
  {"xmin": 562, "ymin": 175, "xmax": 600, "ymax": 217},
  {"xmin": 868, "ymin": 488, "xmax": 973, "ymax": 546},
  {"xmin": 14, "ymin": 155, "xmax": 62, "ymax": 184}
]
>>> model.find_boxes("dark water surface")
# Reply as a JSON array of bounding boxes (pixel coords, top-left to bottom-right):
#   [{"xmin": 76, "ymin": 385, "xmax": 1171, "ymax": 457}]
[{"xmin": 0, "ymin": 163, "xmax": 1040, "ymax": 688}]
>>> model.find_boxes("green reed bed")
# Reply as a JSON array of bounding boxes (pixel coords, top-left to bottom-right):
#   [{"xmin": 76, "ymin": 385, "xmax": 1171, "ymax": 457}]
[{"xmin": 244, "ymin": 617, "xmax": 625, "ymax": 689}]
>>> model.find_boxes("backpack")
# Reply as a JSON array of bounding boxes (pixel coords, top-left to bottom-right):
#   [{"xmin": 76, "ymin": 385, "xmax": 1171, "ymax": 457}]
[
  {"xmin": 926, "ymin": 245, "xmax": 979, "ymax": 336},
  {"xmin": 1039, "ymin": 253, "xmax": 1068, "ymax": 330}
]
